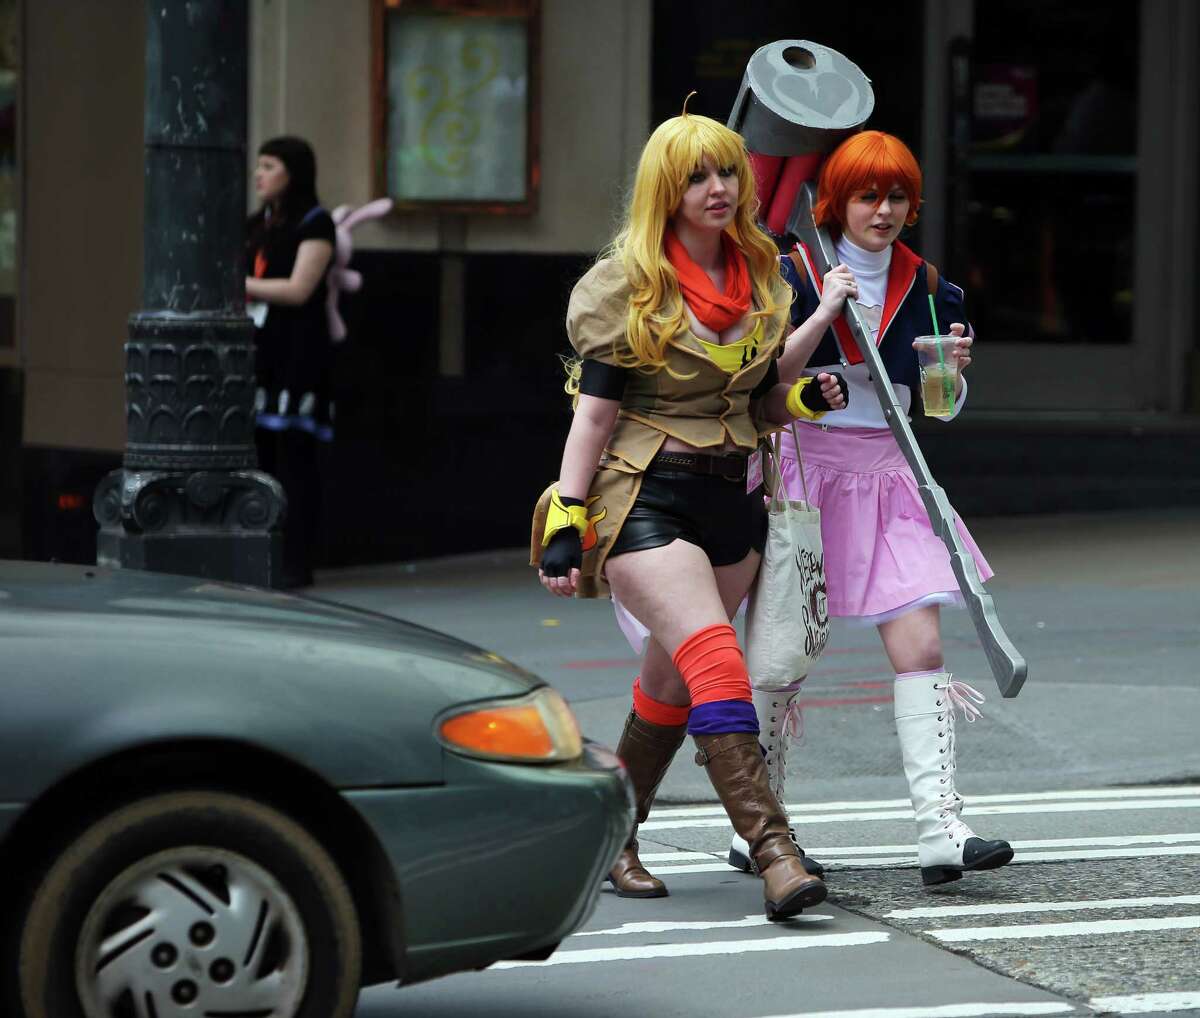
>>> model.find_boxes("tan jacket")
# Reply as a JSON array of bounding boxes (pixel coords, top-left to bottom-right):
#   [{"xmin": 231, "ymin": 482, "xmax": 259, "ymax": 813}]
[{"xmin": 531, "ymin": 256, "xmax": 792, "ymax": 597}]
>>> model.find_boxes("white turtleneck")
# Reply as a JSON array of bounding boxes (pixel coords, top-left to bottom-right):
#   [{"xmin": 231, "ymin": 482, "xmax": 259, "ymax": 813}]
[{"xmin": 802, "ymin": 234, "xmax": 966, "ymax": 427}]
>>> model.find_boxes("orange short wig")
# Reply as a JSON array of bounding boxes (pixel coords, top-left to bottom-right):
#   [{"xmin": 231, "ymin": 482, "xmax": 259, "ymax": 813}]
[{"xmin": 812, "ymin": 131, "xmax": 923, "ymax": 231}]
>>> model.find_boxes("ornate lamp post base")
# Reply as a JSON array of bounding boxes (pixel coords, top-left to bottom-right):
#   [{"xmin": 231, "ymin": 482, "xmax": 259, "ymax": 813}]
[
  {"xmin": 95, "ymin": 311, "xmax": 286, "ymax": 587},
  {"xmin": 95, "ymin": 468, "xmax": 285, "ymax": 586}
]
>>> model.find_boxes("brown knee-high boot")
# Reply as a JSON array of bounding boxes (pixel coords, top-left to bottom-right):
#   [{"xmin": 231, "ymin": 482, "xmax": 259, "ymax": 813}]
[
  {"xmin": 694, "ymin": 732, "xmax": 827, "ymax": 919},
  {"xmin": 608, "ymin": 711, "xmax": 688, "ymax": 898}
]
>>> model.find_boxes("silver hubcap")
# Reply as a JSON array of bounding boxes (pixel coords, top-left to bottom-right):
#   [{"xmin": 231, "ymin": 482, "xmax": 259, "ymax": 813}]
[{"xmin": 75, "ymin": 847, "xmax": 309, "ymax": 1017}]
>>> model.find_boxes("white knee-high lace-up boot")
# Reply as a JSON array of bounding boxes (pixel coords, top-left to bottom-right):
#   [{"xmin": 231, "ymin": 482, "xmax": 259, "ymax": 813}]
[
  {"xmin": 728, "ymin": 683, "xmax": 824, "ymax": 878},
  {"xmin": 894, "ymin": 670, "xmax": 1014, "ymax": 886}
]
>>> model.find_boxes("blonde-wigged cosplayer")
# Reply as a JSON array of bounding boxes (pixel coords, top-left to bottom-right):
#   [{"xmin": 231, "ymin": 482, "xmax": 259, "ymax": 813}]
[{"xmin": 567, "ymin": 102, "xmax": 790, "ymax": 398}]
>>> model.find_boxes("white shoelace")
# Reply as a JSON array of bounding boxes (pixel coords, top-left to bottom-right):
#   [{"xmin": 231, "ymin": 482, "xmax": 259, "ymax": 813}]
[
  {"xmin": 781, "ymin": 697, "xmax": 804, "ymax": 742},
  {"xmin": 936, "ymin": 677, "xmax": 986, "ymax": 723},
  {"xmin": 936, "ymin": 808, "xmax": 974, "ymax": 842},
  {"xmin": 761, "ymin": 694, "xmax": 803, "ymax": 810},
  {"xmin": 932, "ymin": 675, "xmax": 983, "ymax": 842}
]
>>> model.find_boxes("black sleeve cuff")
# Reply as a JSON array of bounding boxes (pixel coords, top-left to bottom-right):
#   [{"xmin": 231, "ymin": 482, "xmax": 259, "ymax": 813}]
[
  {"xmin": 750, "ymin": 360, "xmax": 780, "ymax": 400},
  {"xmin": 578, "ymin": 358, "xmax": 627, "ymax": 400}
]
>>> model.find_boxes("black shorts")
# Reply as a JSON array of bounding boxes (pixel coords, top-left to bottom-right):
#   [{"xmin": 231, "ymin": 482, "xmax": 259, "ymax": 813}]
[{"xmin": 608, "ymin": 466, "xmax": 768, "ymax": 567}]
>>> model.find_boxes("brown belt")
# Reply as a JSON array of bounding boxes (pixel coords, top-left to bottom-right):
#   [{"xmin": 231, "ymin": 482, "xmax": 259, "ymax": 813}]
[{"xmin": 649, "ymin": 450, "xmax": 748, "ymax": 482}]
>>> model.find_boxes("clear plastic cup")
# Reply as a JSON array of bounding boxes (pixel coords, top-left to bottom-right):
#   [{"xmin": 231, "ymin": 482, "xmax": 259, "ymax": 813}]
[{"xmin": 912, "ymin": 336, "xmax": 959, "ymax": 418}]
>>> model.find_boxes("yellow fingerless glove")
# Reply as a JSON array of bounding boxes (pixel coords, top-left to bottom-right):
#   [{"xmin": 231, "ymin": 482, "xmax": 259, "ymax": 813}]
[
  {"xmin": 542, "ymin": 489, "xmax": 589, "ymax": 548},
  {"xmin": 785, "ymin": 377, "xmax": 826, "ymax": 421}
]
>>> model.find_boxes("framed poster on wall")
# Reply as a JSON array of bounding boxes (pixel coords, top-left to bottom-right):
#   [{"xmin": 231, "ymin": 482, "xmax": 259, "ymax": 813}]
[{"xmin": 372, "ymin": 0, "xmax": 540, "ymax": 214}]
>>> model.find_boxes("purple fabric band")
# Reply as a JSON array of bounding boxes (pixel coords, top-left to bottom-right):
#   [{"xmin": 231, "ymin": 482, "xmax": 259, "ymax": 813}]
[{"xmin": 687, "ymin": 699, "xmax": 759, "ymax": 736}]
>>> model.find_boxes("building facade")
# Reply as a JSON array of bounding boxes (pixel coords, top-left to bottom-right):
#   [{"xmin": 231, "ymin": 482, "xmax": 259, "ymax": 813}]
[{"xmin": 3, "ymin": 0, "xmax": 1198, "ymax": 568}]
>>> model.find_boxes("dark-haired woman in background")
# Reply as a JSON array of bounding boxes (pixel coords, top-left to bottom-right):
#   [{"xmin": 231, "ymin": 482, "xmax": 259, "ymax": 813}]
[{"xmin": 245, "ymin": 136, "xmax": 335, "ymax": 588}]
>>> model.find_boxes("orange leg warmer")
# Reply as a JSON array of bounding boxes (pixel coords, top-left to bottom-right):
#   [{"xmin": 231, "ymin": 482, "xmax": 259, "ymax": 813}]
[
  {"xmin": 671, "ymin": 623, "xmax": 753, "ymax": 707},
  {"xmin": 632, "ymin": 676, "xmax": 690, "ymax": 727}
]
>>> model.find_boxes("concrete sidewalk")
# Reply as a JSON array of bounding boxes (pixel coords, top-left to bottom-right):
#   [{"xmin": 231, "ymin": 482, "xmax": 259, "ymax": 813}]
[{"xmin": 314, "ymin": 509, "xmax": 1200, "ymax": 805}]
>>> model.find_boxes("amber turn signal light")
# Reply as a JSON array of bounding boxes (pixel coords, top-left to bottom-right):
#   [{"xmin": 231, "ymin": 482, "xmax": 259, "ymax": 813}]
[{"xmin": 439, "ymin": 688, "xmax": 583, "ymax": 764}]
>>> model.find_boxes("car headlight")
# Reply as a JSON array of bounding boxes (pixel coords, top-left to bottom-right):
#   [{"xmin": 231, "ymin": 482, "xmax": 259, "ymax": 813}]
[{"xmin": 438, "ymin": 687, "xmax": 583, "ymax": 764}]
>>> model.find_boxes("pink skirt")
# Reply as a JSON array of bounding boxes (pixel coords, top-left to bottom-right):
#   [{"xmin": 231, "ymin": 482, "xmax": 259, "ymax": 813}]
[{"xmin": 777, "ymin": 425, "xmax": 993, "ymax": 622}]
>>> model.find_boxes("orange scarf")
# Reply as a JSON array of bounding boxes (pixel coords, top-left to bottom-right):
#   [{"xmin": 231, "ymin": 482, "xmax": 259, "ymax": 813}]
[{"xmin": 664, "ymin": 228, "xmax": 752, "ymax": 333}]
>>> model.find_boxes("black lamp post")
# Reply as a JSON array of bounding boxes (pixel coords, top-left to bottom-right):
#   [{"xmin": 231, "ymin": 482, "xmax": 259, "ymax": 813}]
[{"xmin": 94, "ymin": 0, "xmax": 285, "ymax": 586}]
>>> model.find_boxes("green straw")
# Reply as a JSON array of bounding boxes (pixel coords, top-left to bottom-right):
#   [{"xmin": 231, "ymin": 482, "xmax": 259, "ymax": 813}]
[{"xmin": 927, "ymin": 294, "xmax": 953, "ymax": 408}]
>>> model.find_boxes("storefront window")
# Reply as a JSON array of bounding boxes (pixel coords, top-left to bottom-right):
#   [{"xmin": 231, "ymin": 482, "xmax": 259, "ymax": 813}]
[
  {"xmin": 0, "ymin": 0, "xmax": 17, "ymax": 350},
  {"xmin": 958, "ymin": 1, "xmax": 1139, "ymax": 345}
]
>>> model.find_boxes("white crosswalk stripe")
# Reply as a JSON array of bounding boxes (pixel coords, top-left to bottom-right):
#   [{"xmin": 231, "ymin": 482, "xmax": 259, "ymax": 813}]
[
  {"xmin": 574, "ymin": 913, "xmax": 832, "ymax": 937},
  {"xmin": 623, "ymin": 861, "xmax": 732, "ymax": 875},
  {"xmin": 650, "ymin": 785, "xmax": 1200, "ymax": 819},
  {"xmin": 813, "ymin": 833, "xmax": 1200, "ymax": 856},
  {"xmin": 929, "ymin": 915, "xmax": 1200, "ymax": 943},
  {"xmin": 508, "ymin": 781, "xmax": 1200, "ymax": 1008},
  {"xmin": 809, "ymin": 845, "xmax": 1200, "ymax": 869},
  {"xmin": 886, "ymin": 894, "xmax": 1200, "ymax": 919},
  {"xmin": 749, "ymin": 995, "xmax": 1200, "ymax": 1018},
  {"xmin": 638, "ymin": 833, "xmax": 1200, "ymax": 874},
  {"xmin": 640, "ymin": 797, "xmax": 1200, "ymax": 831},
  {"xmin": 1088, "ymin": 991, "xmax": 1200, "ymax": 1014},
  {"xmin": 638, "ymin": 850, "xmax": 717, "ymax": 862},
  {"xmin": 750, "ymin": 1005, "xmax": 1076, "ymax": 1018},
  {"xmin": 491, "ymin": 930, "xmax": 890, "ymax": 969}
]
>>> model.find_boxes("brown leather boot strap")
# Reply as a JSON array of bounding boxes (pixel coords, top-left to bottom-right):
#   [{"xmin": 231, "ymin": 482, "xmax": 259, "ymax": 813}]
[
  {"xmin": 694, "ymin": 733, "xmax": 760, "ymax": 767},
  {"xmin": 753, "ymin": 837, "xmax": 802, "ymax": 874}
]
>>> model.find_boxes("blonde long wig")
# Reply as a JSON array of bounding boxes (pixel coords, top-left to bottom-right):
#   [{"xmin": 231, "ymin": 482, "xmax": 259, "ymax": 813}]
[{"xmin": 608, "ymin": 110, "xmax": 788, "ymax": 373}]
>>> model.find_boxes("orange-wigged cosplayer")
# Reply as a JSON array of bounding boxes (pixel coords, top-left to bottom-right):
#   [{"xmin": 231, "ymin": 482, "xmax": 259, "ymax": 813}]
[{"xmin": 812, "ymin": 130, "xmax": 923, "ymax": 233}]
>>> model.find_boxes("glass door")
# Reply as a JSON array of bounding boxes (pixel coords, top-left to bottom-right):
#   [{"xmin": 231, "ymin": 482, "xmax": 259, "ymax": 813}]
[{"xmin": 947, "ymin": 1, "xmax": 1140, "ymax": 410}]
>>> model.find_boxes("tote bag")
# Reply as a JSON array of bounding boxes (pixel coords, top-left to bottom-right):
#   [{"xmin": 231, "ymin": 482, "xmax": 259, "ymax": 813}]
[{"xmin": 745, "ymin": 424, "xmax": 830, "ymax": 690}]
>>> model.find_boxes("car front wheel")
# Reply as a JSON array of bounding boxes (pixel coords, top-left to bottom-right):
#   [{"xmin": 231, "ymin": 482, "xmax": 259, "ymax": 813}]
[{"xmin": 19, "ymin": 790, "xmax": 361, "ymax": 1018}]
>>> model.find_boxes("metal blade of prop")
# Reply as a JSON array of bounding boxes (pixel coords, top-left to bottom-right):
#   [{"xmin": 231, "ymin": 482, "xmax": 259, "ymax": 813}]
[{"xmin": 787, "ymin": 184, "xmax": 1027, "ymax": 697}]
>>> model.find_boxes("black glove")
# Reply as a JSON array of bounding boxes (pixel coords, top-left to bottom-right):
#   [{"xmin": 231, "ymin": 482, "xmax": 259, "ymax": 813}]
[
  {"xmin": 800, "ymin": 371, "xmax": 849, "ymax": 413},
  {"xmin": 541, "ymin": 496, "xmax": 584, "ymax": 578}
]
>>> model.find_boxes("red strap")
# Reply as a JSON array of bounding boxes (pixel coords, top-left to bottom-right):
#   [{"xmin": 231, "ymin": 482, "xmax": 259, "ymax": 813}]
[
  {"xmin": 879, "ymin": 241, "xmax": 924, "ymax": 340},
  {"xmin": 793, "ymin": 240, "xmax": 927, "ymax": 361},
  {"xmin": 793, "ymin": 243, "xmax": 863, "ymax": 363}
]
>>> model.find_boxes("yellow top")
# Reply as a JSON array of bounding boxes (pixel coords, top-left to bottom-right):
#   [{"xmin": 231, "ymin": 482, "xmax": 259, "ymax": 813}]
[{"xmin": 695, "ymin": 319, "xmax": 765, "ymax": 374}]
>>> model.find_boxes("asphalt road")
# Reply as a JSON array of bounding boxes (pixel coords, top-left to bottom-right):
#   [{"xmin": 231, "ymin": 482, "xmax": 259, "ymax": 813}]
[{"xmin": 315, "ymin": 509, "xmax": 1200, "ymax": 1018}]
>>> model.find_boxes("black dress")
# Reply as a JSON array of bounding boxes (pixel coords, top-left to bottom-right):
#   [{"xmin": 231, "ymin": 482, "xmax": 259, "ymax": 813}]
[{"xmin": 249, "ymin": 205, "xmax": 336, "ymax": 587}]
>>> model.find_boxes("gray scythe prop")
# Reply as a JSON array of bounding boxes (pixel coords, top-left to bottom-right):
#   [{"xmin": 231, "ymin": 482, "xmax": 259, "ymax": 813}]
[{"xmin": 728, "ymin": 40, "xmax": 1027, "ymax": 697}]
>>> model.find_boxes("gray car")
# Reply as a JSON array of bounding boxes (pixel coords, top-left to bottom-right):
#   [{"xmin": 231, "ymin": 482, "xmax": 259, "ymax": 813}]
[{"xmin": 0, "ymin": 561, "xmax": 632, "ymax": 1017}]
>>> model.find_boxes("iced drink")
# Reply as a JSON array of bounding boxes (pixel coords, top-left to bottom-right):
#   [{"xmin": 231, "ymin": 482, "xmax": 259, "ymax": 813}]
[{"xmin": 912, "ymin": 336, "xmax": 959, "ymax": 418}]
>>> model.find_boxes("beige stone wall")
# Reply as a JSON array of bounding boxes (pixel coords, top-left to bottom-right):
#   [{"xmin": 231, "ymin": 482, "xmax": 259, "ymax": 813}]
[
  {"xmin": 19, "ymin": 0, "xmax": 649, "ymax": 453},
  {"xmin": 249, "ymin": 0, "xmax": 651, "ymax": 253},
  {"xmin": 20, "ymin": 0, "xmax": 143, "ymax": 451}
]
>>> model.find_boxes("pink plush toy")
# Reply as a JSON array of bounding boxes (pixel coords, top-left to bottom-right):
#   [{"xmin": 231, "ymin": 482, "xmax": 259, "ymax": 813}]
[{"xmin": 327, "ymin": 197, "xmax": 393, "ymax": 342}]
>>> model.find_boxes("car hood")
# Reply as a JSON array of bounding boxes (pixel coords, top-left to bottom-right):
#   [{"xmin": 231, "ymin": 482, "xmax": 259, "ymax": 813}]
[{"xmin": 0, "ymin": 561, "xmax": 543, "ymax": 797}]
